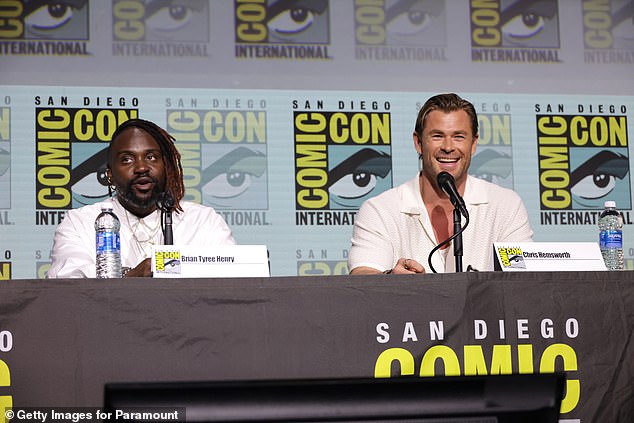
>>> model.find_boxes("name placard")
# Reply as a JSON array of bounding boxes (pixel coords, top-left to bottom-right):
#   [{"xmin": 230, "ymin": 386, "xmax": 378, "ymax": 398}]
[
  {"xmin": 493, "ymin": 242, "xmax": 607, "ymax": 272},
  {"xmin": 151, "ymin": 245, "xmax": 270, "ymax": 278}
]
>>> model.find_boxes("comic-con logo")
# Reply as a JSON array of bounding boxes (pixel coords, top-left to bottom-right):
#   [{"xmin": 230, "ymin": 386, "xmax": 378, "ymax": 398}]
[
  {"xmin": 583, "ymin": 0, "xmax": 634, "ymax": 64},
  {"xmin": 154, "ymin": 250, "xmax": 181, "ymax": 273},
  {"xmin": 37, "ymin": 261, "xmax": 51, "ymax": 279},
  {"xmin": 35, "ymin": 101, "xmax": 138, "ymax": 226},
  {"xmin": 296, "ymin": 249, "xmax": 349, "ymax": 276},
  {"xmin": 112, "ymin": 0, "xmax": 209, "ymax": 56},
  {"xmin": 0, "ymin": 106, "xmax": 10, "ymax": 210},
  {"xmin": 294, "ymin": 101, "xmax": 392, "ymax": 226},
  {"xmin": 234, "ymin": 0, "xmax": 331, "ymax": 59},
  {"xmin": 0, "ymin": 0, "xmax": 89, "ymax": 55},
  {"xmin": 298, "ymin": 260, "xmax": 348, "ymax": 276},
  {"xmin": 0, "ymin": 261, "xmax": 11, "ymax": 280},
  {"xmin": 470, "ymin": 105, "xmax": 513, "ymax": 189},
  {"xmin": 354, "ymin": 0, "xmax": 447, "ymax": 61},
  {"xmin": 536, "ymin": 105, "xmax": 630, "ymax": 213},
  {"xmin": 166, "ymin": 105, "xmax": 269, "ymax": 226},
  {"xmin": 496, "ymin": 246, "xmax": 526, "ymax": 269},
  {"xmin": 470, "ymin": 0, "xmax": 560, "ymax": 63}
]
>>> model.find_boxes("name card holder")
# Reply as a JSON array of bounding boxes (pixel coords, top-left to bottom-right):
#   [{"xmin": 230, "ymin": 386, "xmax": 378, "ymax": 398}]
[
  {"xmin": 151, "ymin": 245, "xmax": 270, "ymax": 278},
  {"xmin": 493, "ymin": 242, "xmax": 607, "ymax": 272}
]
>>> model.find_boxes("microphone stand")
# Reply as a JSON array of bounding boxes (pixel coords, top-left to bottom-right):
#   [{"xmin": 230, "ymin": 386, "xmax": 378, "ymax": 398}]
[
  {"xmin": 158, "ymin": 191, "xmax": 175, "ymax": 245},
  {"xmin": 427, "ymin": 208, "xmax": 469, "ymax": 274},
  {"xmin": 434, "ymin": 171, "xmax": 468, "ymax": 273},
  {"xmin": 163, "ymin": 209, "xmax": 173, "ymax": 245},
  {"xmin": 453, "ymin": 208, "xmax": 463, "ymax": 272}
]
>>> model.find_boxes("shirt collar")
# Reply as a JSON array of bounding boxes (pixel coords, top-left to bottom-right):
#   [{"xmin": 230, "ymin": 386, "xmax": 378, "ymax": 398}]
[
  {"xmin": 399, "ymin": 176, "xmax": 425, "ymax": 215},
  {"xmin": 399, "ymin": 174, "xmax": 490, "ymax": 214},
  {"xmin": 463, "ymin": 175, "xmax": 490, "ymax": 205},
  {"xmin": 110, "ymin": 196, "xmax": 161, "ymax": 225}
]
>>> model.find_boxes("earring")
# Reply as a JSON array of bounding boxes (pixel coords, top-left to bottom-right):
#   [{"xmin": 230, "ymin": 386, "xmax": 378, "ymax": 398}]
[
  {"xmin": 107, "ymin": 178, "xmax": 116, "ymax": 196},
  {"xmin": 418, "ymin": 154, "xmax": 423, "ymax": 175}
]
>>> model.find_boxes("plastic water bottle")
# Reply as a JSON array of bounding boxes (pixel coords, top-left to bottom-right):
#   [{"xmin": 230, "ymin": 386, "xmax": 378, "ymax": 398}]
[
  {"xmin": 95, "ymin": 203, "xmax": 122, "ymax": 278},
  {"xmin": 598, "ymin": 200, "xmax": 624, "ymax": 271}
]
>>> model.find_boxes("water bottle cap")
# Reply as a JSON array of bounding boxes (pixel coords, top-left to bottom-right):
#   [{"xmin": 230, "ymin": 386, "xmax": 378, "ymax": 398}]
[{"xmin": 604, "ymin": 200, "xmax": 616, "ymax": 208}]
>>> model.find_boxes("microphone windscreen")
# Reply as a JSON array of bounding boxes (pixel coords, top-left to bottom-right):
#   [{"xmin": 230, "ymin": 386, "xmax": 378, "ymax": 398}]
[
  {"xmin": 164, "ymin": 190, "xmax": 175, "ymax": 209},
  {"xmin": 437, "ymin": 171, "xmax": 454, "ymax": 189},
  {"xmin": 436, "ymin": 171, "xmax": 468, "ymax": 218},
  {"xmin": 156, "ymin": 190, "xmax": 175, "ymax": 211}
]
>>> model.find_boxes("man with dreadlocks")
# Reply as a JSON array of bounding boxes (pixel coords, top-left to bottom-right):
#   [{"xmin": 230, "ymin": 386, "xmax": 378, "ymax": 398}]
[{"xmin": 48, "ymin": 119, "xmax": 235, "ymax": 278}]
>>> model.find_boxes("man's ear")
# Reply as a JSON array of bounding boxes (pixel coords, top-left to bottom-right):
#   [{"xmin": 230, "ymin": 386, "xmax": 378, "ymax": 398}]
[
  {"xmin": 413, "ymin": 132, "xmax": 423, "ymax": 154},
  {"xmin": 471, "ymin": 133, "xmax": 478, "ymax": 156}
]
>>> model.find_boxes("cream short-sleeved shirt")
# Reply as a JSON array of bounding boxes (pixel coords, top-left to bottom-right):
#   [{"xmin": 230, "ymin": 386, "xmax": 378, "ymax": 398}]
[
  {"xmin": 349, "ymin": 175, "xmax": 533, "ymax": 273},
  {"xmin": 48, "ymin": 197, "xmax": 235, "ymax": 278}
]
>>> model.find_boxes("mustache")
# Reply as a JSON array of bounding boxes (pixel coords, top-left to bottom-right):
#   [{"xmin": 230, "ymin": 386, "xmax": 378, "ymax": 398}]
[
  {"xmin": 121, "ymin": 185, "xmax": 162, "ymax": 209},
  {"xmin": 119, "ymin": 174, "xmax": 164, "ymax": 209},
  {"xmin": 127, "ymin": 174, "xmax": 158, "ymax": 188}
]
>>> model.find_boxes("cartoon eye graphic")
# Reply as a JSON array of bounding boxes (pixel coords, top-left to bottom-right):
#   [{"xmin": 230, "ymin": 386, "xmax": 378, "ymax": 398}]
[
  {"xmin": 328, "ymin": 149, "xmax": 391, "ymax": 200},
  {"xmin": 509, "ymin": 255, "xmax": 522, "ymax": 263},
  {"xmin": 502, "ymin": 13, "xmax": 545, "ymax": 39},
  {"xmin": 0, "ymin": 148, "xmax": 9, "ymax": 177},
  {"xmin": 202, "ymin": 147, "xmax": 266, "ymax": 200},
  {"xmin": 165, "ymin": 259, "xmax": 180, "ymax": 267},
  {"xmin": 146, "ymin": 2, "xmax": 196, "ymax": 32},
  {"xmin": 268, "ymin": 7, "xmax": 316, "ymax": 34},
  {"xmin": 570, "ymin": 151, "xmax": 629, "ymax": 200},
  {"xmin": 470, "ymin": 149, "xmax": 512, "ymax": 184},
  {"xmin": 611, "ymin": 3, "xmax": 634, "ymax": 43},
  {"xmin": 385, "ymin": 0, "xmax": 444, "ymax": 36},
  {"xmin": 267, "ymin": 0, "xmax": 327, "ymax": 35},
  {"xmin": 26, "ymin": 3, "xmax": 75, "ymax": 30},
  {"xmin": 70, "ymin": 148, "xmax": 110, "ymax": 205},
  {"xmin": 329, "ymin": 172, "xmax": 377, "ymax": 199},
  {"xmin": 500, "ymin": 0, "xmax": 557, "ymax": 41},
  {"xmin": 386, "ymin": 10, "xmax": 432, "ymax": 35}
]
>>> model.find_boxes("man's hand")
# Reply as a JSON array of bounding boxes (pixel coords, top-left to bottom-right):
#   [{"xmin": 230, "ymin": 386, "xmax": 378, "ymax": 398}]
[
  {"xmin": 391, "ymin": 257, "xmax": 425, "ymax": 274},
  {"xmin": 350, "ymin": 258, "xmax": 426, "ymax": 275},
  {"xmin": 124, "ymin": 258, "xmax": 153, "ymax": 278}
]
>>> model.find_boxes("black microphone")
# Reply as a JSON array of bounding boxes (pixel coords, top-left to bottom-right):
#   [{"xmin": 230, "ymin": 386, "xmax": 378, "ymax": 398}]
[
  {"xmin": 157, "ymin": 190, "xmax": 175, "ymax": 245},
  {"xmin": 160, "ymin": 190, "xmax": 175, "ymax": 211},
  {"xmin": 436, "ymin": 172, "xmax": 468, "ymax": 218}
]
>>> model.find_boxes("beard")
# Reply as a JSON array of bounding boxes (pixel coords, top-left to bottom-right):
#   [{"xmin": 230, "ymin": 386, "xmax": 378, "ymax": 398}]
[{"xmin": 117, "ymin": 176, "xmax": 164, "ymax": 211}]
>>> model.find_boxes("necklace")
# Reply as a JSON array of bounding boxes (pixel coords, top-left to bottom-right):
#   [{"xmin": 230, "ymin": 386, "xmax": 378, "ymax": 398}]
[{"xmin": 125, "ymin": 210, "xmax": 162, "ymax": 257}]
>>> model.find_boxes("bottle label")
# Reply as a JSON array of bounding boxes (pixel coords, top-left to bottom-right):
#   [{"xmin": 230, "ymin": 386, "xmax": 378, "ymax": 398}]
[
  {"xmin": 96, "ymin": 231, "xmax": 120, "ymax": 254},
  {"xmin": 604, "ymin": 230, "xmax": 622, "ymax": 249},
  {"xmin": 599, "ymin": 231, "xmax": 606, "ymax": 249}
]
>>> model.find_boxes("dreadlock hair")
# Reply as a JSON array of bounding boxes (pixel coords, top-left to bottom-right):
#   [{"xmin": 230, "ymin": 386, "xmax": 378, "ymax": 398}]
[
  {"xmin": 414, "ymin": 93, "xmax": 478, "ymax": 138},
  {"xmin": 107, "ymin": 118, "xmax": 185, "ymax": 213}
]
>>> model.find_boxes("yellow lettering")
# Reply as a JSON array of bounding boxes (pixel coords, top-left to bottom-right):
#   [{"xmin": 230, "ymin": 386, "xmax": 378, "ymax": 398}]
[
  {"xmin": 374, "ymin": 348, "xmax": 416, "ymax": 378},
  {"xmin": 168, "ymin": 111, "xmax": 202, "ymax": 142},
  {"xmin": 0, "ymin": 359, "xmax": 12, "ymax": 423},
  {"xmin": 540, "ymin": 343, "xmax": 580, "ymax": 414},
  {"xmin": 420, "ymin": 345, "xmax": 461, "ymax": 376},
  {"xmin": 37, "ymin": 188, "xmax": 70, "ymax": 209},
  {"xmin": 0, "ymin": 108, "xmax": 9, "ymax": 140}
]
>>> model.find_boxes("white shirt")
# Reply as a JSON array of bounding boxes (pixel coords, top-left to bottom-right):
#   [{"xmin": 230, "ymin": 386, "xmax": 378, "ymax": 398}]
[
  {"xmin": 349, "ymin": 175, "xmax": 534, "ymax": 273},
  {"xmin": 48, "ymin": 197, "xmax": 235, "ymax": 278}
]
